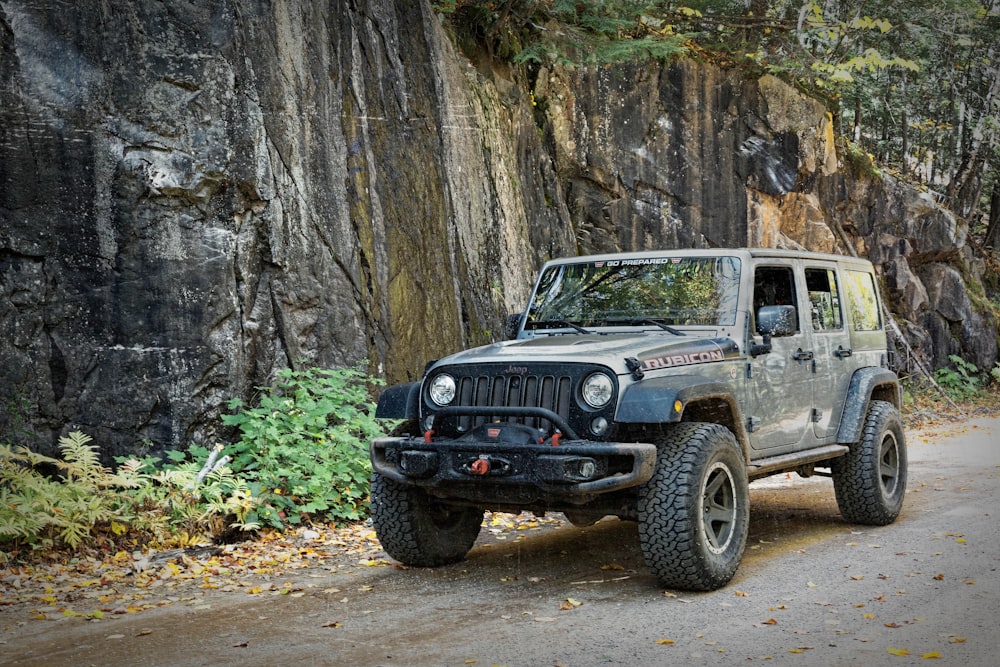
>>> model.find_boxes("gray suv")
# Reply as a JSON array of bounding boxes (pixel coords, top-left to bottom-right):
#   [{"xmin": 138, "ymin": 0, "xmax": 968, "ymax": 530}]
[{"xmin": 370, "ymin": 249, "xmax": 906, "ymax": 590}]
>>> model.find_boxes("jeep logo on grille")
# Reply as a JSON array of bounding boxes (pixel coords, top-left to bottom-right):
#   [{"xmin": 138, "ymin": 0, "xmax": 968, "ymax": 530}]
[{"xmin": 504, "ymin": 365, "xmax": 528, "ymax": 375}]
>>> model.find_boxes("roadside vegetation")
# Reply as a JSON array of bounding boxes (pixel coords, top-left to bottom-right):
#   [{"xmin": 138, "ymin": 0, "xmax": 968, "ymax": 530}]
[{"xmin": 0, "ymin": 364, "xmax": 389, "ymax": 563}]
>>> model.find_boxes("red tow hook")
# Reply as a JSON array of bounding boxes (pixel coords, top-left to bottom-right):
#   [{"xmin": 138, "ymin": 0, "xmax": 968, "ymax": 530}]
[
  {"xmin": 423, "ymin": 429, "xmax": 435, "ymax": 443},
  {"xmin": 550, "ymin": 432, "xmax": 562, "ymax": 447},
  {"xmin": 470, "ymin": 458, "xmax": 491, "ymax": 476}
]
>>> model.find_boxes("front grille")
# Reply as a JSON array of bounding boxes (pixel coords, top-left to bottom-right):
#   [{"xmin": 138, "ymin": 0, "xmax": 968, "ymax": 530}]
[
  {"xmin": 425, "ymin": 362, "xmax": 617, "ymax": 438},
  {"xmin": 455, "ymin": 373, "xmax": 573, "ymax": 432}
]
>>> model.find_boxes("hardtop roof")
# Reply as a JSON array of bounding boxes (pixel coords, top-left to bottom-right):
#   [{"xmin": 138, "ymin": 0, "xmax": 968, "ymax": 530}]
[{"xmin": 541, "ymin": 248, "xmax": 874, "ymax": 271}]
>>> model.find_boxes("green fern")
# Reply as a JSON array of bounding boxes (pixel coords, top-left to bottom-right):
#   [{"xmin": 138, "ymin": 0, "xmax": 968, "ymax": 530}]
[{"xmin": 0, "ymin": 433, "xmax": 258, "ymax": 555}]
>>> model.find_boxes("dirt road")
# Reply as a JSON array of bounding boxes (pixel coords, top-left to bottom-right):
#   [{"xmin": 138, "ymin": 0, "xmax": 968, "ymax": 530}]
[{"xmin": 2, "ymin": 417, "xmax": 998, "ymax": 666}]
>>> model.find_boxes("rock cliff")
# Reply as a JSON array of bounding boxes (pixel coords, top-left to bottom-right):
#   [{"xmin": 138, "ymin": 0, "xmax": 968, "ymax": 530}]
[{"xmin": 1, "ymin": 0, "xmax": 994, "ymax": 459}]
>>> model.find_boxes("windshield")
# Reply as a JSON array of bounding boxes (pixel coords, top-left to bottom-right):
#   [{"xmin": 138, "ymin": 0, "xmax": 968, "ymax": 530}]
[{"xmin": 525, "ymin": 256, "xmax": 742, "ymax": 329}]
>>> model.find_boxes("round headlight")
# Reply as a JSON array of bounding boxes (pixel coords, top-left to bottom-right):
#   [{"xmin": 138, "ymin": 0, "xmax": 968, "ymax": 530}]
[
  {"xmin": 581, "ymin": 372, "xmax": 614, "ymax": 409},
  {"xmin": 428, "ymin": 373, "xmax": 456, "ymax": 406}
]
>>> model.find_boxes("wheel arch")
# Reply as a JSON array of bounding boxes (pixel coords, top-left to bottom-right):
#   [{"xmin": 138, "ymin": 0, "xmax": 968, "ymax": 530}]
[
  {"xmin": 836, "ymin": 367, "xmax": 902, "ymax": 444},
  {"xmin": 615, "ymin": 376, "xmax": 751, "ymax": 461}
]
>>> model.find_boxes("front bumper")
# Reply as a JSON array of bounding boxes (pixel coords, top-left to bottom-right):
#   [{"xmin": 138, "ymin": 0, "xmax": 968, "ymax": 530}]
[{"xmin": 370, "ymin": 433, "xmax": 657, "ymax": 500}]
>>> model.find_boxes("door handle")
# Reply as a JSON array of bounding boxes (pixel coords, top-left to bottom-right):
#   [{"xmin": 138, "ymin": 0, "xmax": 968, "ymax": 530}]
[
  {"xmin": 792, "ymin": 349, "xmax": 814, "ymax": 362},
  {"xmin": 834, "ymin": 346, "xmax": 853, "ymax": 358}
]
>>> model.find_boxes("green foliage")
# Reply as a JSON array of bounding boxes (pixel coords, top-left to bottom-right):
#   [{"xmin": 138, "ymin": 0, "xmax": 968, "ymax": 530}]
[
  {"xmin": 221, "ymin": 364, "xmax": 388, "ymax": 529},
  {"xmin": 933, "ymin": 354, "xmax": 984, "ymax": 401},
  {"xmin": 0, "ymin": 433, "xmax": 259, "ymax": 556},
  {"xmin": 121, "ymin": 443, "xmax": 259, "ymax": 538},
  {"xmin": 437, "ymin": 0, "xmax": 691, "ymax": 66}
]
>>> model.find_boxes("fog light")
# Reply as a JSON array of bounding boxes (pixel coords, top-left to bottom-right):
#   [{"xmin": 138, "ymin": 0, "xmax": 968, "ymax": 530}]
[
  {"xmin": 579, "ymin": 459, "xmax": 597, "ymax": 479},
  {"xmin": 590, "ymin": 416, "xmax": 609, "ymax": 436}
]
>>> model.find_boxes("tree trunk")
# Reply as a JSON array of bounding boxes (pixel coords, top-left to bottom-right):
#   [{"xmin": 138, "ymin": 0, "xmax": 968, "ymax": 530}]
[
  {"xmin": 901, "ymin": 73, "xmax": 909, "ymax": 177},
  {"xmin": 946, "ymin": 45, "xmax": 999, "ymax": 214},
  {"xmin": 985, "ymin": 182, "xmax": 1000, "ymax": 251}
]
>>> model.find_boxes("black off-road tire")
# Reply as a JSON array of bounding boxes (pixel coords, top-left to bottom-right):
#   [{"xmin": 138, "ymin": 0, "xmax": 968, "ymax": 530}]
[
  {"xmin": 370, "ymin": 473, "xmax": 483, "ymax": 567},
  {"xmin": 833, "ymin": 400, "xmax": 907, "ymax": 525},
  {"xmin": 637, "ymin": 422, "xmax": 749, "ymax": 591}
]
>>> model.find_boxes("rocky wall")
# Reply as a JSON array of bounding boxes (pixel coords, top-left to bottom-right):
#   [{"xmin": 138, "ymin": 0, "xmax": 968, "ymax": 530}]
[{"xmin": 1, "ymin": 0, "xmax": 994, "ymax": 460}]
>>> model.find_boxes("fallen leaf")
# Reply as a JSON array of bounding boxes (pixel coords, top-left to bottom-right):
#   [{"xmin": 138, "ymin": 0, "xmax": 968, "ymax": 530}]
[
  {"xmin": 887, "ymin": 647, "xmax": 909, "ymax": 656},
  {"xmin": 885, "ymin": 622, "xmax": 902, "ymax": 628},
  {"xmin": 321, "ymin": 621, "xmax": 342, "ymax": 628},
  {"xmin": 762, "ymin": 618, "xmax": 779, "ymax": 625},
  {"xmin": 949, "ymin": 637, "xmax": 967, "ymax": 644},
  {"xmin": 655, "ymin": 638, "xmax": 675, "ymax": 645},
  {"xmin": 734, "ymin": 590, "xmax": 749, "ymax": 597},
  {"xmin": 922, "ymin": 651, "xmax": 941, "ymax": 659},
  {"xmin": 933, "ymin": 573, "xmax": 944, "ymax": 581}
]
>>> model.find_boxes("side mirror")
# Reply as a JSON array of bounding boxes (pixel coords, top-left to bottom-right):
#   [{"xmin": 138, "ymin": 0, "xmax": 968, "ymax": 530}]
[
  {"xmin": 505, "ymin": 312, "xmax": 524, "ymax": 340},
  {"xmin": 756, "ymin": 305, "xmax": 797, "ymax": 338}
]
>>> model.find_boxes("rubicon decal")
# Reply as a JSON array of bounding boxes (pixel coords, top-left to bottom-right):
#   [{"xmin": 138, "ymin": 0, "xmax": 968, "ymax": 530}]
[{"xmin": 640, "ymin": 339, "xmax": 740, "ymax": 371}]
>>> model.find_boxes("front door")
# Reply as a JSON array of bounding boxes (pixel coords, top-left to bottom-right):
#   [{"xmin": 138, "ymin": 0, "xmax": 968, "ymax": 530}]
[{"xmin": 746, "ymin": 264, "xmax": 814, "ymax": 451}]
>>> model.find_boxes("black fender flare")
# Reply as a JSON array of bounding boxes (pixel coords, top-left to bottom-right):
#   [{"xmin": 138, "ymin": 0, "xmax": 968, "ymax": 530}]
[
  {"xmin": 375, "ymin": 382, "xmax": 421, "ymax": 420},
  {"xmin": 836, "ymin": 367, "xmax": 901, "ymax": 444},
  {"xmin": 615, "ymin": 375, "xmax": 750, "ymax": 460}
]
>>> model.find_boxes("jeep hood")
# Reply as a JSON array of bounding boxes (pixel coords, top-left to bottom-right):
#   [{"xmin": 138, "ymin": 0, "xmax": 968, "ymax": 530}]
[{"xmin": 432, "ymin": 333, "xmax": 742, "ymax": 376}]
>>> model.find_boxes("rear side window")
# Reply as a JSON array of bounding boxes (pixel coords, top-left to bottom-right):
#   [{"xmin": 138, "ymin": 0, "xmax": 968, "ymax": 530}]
[
  {"xmin": 844, "ymin": 270, "xmax": 882, "ymax": 331},
  {"xmin": 805, "ymin": 268, "xmax": 843, "ymax": 331}
]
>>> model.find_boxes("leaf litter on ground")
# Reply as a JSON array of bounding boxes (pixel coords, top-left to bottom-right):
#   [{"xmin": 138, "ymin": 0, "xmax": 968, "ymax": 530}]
[{"xmin": 0, "ymin": 511, "xmax": 563, "ymax": 623}]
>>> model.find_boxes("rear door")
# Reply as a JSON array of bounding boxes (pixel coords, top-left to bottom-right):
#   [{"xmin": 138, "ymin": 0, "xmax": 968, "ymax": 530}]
[{"xmin": 803, "ymin": 263, "xmax": 856, "ymax": 440}]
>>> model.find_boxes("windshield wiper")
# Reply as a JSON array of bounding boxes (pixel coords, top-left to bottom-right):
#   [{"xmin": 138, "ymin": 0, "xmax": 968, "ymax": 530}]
[
  {"xmin": 608, "ymin": 318, "xmax": 686, "ymax": 336},
  {"xmin": 529, "ymin": 320, "xmax": 592, "ymax": 334}
]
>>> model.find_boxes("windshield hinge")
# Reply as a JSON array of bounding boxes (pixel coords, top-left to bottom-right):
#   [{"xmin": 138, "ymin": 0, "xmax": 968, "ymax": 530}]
[{"xmin": 625, "ymin": 357, "xmax": 645, "ymax": 381}]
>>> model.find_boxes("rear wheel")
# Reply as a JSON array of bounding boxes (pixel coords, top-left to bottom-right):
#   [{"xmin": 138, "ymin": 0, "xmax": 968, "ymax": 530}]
[
  {"xmin": 833, "ymin": 400, "xmax": 907, "ymax": 525},
  {"xmin": 370, "ymin": 473, "xmax": 483, "ymax": 566},
  {"xmin": 637, "ymin": 423, "xmax": 749, "ymax": 591}
]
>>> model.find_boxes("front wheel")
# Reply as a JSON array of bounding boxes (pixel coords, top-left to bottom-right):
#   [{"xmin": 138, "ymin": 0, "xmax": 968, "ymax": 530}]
[
  {"xmin": 833, "ymin": 400, "xmax": 907, "ymax": 525},
  {"xmin": 370, "ymin": 473, "xmax": 484, "ymax": 567},
  {"xmin": 638, "ymin": 423, "xmax": 749, "ymax": 591}
]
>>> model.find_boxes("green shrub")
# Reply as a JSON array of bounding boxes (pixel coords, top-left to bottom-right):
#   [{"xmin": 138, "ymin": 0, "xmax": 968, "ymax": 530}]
[
  {"xmin": 221, "ymin": 364, "xmax": 388, "ymax": 529},
  {"xmin": 1, "ymin": 364, "xmax": 389, "ymax": 556},
  {"xmin": 120, "ymin": 443, "xmax": 259, "ymax": 540},
  {"xmin": 933, "ymin": 354, "xmax": 983, "ymax": 401}
]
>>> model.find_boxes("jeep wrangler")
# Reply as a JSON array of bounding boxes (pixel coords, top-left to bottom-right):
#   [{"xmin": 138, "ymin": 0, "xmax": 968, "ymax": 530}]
[{"xmin": 370, "ymin": 249, "xmax": 906, "ymax": 591}]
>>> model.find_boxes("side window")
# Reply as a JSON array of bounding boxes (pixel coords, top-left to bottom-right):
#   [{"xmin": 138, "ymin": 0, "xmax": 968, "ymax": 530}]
[
  {"xmin": 805, "ymin": 268, "xmax": 843, "ymax": 331},
  {"xmin": 753, "ymin": 266, "xmax": 799, "ymax": 332},
  {"xmin": 844, "ymin": 270, "xmax": 882, "ymax": 331}
]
